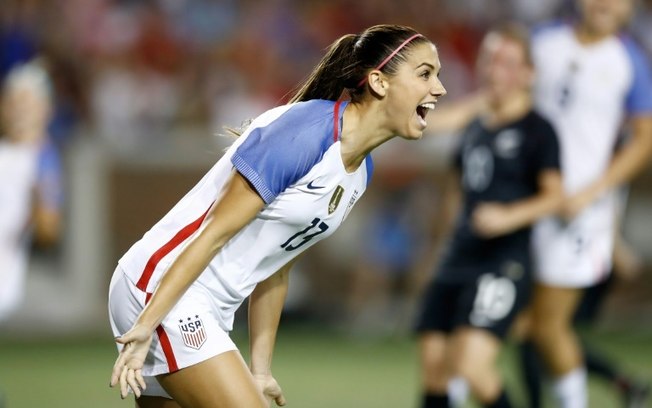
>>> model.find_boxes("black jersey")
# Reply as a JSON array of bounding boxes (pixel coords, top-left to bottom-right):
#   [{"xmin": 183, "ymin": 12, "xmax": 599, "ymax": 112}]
[{"xmin": 437, "ymin": 110, "xmax": 560, "ymax": 283}]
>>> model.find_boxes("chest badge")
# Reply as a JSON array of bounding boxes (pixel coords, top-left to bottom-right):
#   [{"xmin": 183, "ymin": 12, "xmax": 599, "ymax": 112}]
[
  {"xmin": 328, "ymin": 185, "xmax": 345, "ymax": 214},
  {"xmin": 494, "ymin": 129, "xmax": 522, "ymax": 159}
]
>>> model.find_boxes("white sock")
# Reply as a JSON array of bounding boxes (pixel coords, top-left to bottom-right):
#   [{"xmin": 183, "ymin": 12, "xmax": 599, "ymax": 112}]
[
  {"xmin": 552, "ymin": 367, "xmax": 588, "ymax": 408},
  {"xmin": 447, "ymin": 376, "xmax": 469, "ymax": 407}
]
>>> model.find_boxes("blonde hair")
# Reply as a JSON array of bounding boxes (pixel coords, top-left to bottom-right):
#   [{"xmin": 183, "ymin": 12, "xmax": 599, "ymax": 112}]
[{"xmin": 4, "ymin": 58, "xmax": 52, "ymax": 103}]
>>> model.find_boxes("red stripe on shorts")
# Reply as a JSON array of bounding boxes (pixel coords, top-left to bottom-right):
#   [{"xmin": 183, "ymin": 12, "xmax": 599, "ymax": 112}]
[
  {"xmin": 136, "ymin": 203, "xmax": 213, "ymax": 291},
  {"xmin": 145, "ymin": 291, "xmax": 179, "ymax": 372},
  {"xmin": 156, "ymin": 325, "xmax": 179, "ymax": 372}
]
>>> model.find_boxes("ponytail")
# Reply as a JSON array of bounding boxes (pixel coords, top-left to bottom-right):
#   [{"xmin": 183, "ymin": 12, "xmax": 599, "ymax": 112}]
[
  {"xmin": 288, "ymin": 25, "xmax": 428, "ymax": 104},
  {"xmin": 288, "ymin": 34, "xmax": 358, "ymax": 103}
]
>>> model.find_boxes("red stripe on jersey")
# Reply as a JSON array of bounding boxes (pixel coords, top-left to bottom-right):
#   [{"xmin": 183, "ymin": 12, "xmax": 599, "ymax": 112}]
[
  {"xmin": 333, "ymin": 100, "xmax": 342, "ymax": 142},
  {"xmin": 156, "ymin": 325, "xmax": 179, "ymax": 372},
  {"xmin": 136, "ymin": 204, "xmax": 213, "ymax": 291}
]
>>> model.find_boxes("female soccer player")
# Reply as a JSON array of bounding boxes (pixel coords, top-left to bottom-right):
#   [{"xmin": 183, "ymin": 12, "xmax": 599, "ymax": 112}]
[
  {"xmin": 528, "ymin": 0, "xmax": 652, "ymax": 406},
  {"xmin": 108, "ymin": 24, "xmax": 446, "ymax": 407},
  {"xmin": 415, "ymin": 24, "xmax": 563, "ymax": 408}
]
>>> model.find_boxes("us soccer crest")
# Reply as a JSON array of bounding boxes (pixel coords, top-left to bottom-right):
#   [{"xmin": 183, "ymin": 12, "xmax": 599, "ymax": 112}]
[
  {"xmin": 328, "ymin": 185, "xmax": 344, "ymax": 214},
  {"xmin": 178, "ymin": 315, "xmax": 207, "ymax": 350}
]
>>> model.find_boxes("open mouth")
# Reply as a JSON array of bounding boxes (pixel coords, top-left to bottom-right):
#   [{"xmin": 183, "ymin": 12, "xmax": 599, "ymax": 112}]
[{"xmin": 416, "ymin": 102, "xmax": 436, "ymax": 121}]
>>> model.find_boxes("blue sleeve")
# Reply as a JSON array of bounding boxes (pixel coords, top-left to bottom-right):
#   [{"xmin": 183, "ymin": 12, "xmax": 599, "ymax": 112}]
[
  {"xmin": 623, "ymin": 37, "xmax": 652, "ymax": 115},
  {"xmin": 37, "ymin": 141, "xmax": 63, "ymax": 209},
  {"xmin": 231, "ymin": 102, "xmax": 335, "ymax": 203}
]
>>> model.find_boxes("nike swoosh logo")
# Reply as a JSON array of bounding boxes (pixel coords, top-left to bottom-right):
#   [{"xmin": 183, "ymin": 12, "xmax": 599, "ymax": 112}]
[{"xmin": 307, "ymin": 181, "xmax": 325, "ymax": 190}]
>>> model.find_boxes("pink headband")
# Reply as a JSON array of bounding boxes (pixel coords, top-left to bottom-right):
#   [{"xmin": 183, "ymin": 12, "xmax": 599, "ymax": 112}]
[{"xmin": 357, "ymin": 33, "xmax": 424, "ymax": 88}]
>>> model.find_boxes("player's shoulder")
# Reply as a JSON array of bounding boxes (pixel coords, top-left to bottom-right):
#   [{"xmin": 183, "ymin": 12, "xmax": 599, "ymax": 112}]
[
  {"xmin": 250, "ymin": 99, "xmax": 339, "ymax": 152},
  {"xmin": 616, "ymin": 33, "xmax": 651, "ymax": 65},
  {"xmin": 523, "ymin": 110, "xmax": 558, "ymax": 141},
  {"xmin": 524, "ymin": 109, "xmax": 553, "ymax": 126}
]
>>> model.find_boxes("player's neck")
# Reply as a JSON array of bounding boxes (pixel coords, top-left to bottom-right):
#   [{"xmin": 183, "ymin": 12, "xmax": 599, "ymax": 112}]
[
  {"xmin": 339, "ymin": 102, "xmax": 392, "ymax": 172},
  {"xmin": 574, "ymin": 24, "xmax": 617, "ymax": 45},
  {"xmin": 483, "ymin": 92, "xmax": 531, "ymax": 129}
]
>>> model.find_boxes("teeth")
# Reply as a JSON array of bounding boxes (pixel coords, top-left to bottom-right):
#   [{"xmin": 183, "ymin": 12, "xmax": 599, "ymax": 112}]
[{"xmin": 419, "ymin": 102, "xmax": 436, "ymax": 110}]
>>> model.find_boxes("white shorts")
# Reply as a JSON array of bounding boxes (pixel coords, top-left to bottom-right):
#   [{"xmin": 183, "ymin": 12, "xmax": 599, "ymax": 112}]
[
  {"xmin": 532, "ymin": 216, "xmax": 613, "ymax": 288},
  {"xmin": 108, "ymin": 266, "xmax": 238, "ymax": 398}
]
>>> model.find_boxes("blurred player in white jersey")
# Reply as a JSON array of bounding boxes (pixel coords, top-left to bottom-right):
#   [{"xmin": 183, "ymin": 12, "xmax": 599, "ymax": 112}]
[
  {"xmin": 108, "ymin": 24, "xmax": 447, "ymax": 407},
  {"xmin": 0, "ymin": 59, "xmax": 63, "ymax": 408},
  {"xmin": 0, "ymin": 60, "xmax": 62, "ymax": 322},
  {"xmin": 528, "ymin": 0, "xmax": 652, "ymax": 407}
]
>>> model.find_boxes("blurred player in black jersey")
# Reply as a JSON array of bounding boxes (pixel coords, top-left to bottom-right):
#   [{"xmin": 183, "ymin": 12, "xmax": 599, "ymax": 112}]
[{"xmin": 415, "ymin": 23, "xmax": 564, "ymax": 408}]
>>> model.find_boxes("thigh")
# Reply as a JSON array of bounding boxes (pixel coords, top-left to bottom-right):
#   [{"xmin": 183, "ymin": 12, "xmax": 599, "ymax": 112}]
[
  {"xmin": 157, "ymin": 350, "xmax": 267, "ymax": 408},
  {"xmin": 419, "ymin": 331, "xmax": 452, "ymax": 390},
  {"xmin": 450, "ymin": 327, "xmax": 502, "ymax": 372},
  {"xmin": 531, "ymin": 283, "xmax": 583, "ymax": 329}
]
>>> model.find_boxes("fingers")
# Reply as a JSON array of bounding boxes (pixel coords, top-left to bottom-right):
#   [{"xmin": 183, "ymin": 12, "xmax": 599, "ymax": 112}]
[
  {"xmin": 136, "ymin": 369, "xmax": 147, "ymax": 392},
  {"xmin": 117, "ymin": 366, "xmax": 146, "ymax": 399},
  {"xmin": 110, "ymin": 353, "xmax": 127, "ymax": 387},
  {"xmin": 126, "ymin": 368, "xmax": 143, "ymax": 398},
  {"xmin": 119, "ymin": 365, "xmax": 129, "ymax": 399},
  {"xmin": 275, "ymin": 393, "xmax": 287, "ymax": 406},
  {"xmin": 268, "ymin": 383, "xmax": 285, "ymax": 406}
]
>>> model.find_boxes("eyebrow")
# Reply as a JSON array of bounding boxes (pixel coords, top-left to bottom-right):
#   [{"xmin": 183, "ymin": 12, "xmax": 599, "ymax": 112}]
[{"xmin": 416, "ymin": 62, "xmax": 438, "ymax": 70}]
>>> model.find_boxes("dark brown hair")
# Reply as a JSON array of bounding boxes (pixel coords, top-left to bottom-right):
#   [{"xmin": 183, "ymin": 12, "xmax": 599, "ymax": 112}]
[
  {"xmin": 289, "ymin": 24, "xmax": 429, "ymax": 103},
  {"xmin": 485, "ymin": 22, "xmax": 534, "ymax": 67}
]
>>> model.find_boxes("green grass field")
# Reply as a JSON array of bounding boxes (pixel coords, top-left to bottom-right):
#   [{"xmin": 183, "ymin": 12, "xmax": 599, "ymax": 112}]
[{"xmin": 0, "ymin": 325, "xmax": 650, "ymax": 408}]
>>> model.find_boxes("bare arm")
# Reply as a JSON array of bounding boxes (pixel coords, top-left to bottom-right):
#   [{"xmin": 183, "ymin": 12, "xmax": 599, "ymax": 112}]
[
  {"xmin": 247, "ymin": 258, "xmax": 298, "ymax": 406},
  {"xmin": 248, "ymin": 258, "xmax": 295, "ymax": 375},
  {"xmin": 110, "ymin": 170, "xmax": 265, "ymax": 397},
  {"xmin": 473, "ymin": 169, "xmax": 563, "ymax": 238},
  {"xmin": 135, "ymin": 170, "xmax": 265, "ymax": 332},
  {"xmin": 31, "ymin": 204, "xmax": 61, "ymax": 247},
  {"xmin": 564, "ymin": 116, "xmax": 652, "ymax": 218},
  {"xmin": 426, "ymin": 92, "xmax": 485, "ymax": 135}
]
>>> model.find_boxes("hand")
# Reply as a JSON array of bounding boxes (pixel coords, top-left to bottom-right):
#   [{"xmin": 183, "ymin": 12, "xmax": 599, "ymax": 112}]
[
  {"xmin": 472, "ymin": 202, "xmax": 518, "ymax": 238},
  {"xmin": 253, "ymin": 373, "xmax": 286, "ymax": 406},
  {"xmin": 109, "ymin": 324, "xmax": 154, "ymax": 399},
  {"xmin": 560, "ymin": 189, "xmax": 596, "ymax": 221}
]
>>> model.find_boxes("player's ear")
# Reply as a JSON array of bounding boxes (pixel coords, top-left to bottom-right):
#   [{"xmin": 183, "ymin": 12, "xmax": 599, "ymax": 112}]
[{"xmin": 368, "ymin": 70, "xmax": 388, "ymax": 97}]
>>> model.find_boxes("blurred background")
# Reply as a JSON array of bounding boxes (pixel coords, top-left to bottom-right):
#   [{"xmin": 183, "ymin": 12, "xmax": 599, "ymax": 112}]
[{"xmin": 1, "ymin": 0, "xmax": 651, "ymax": 407}]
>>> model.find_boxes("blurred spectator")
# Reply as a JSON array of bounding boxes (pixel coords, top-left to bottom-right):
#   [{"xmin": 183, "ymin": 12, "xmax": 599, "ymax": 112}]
[{"xmin": 0, "ymin": 60, "xmax": 63, "ymax": 323}]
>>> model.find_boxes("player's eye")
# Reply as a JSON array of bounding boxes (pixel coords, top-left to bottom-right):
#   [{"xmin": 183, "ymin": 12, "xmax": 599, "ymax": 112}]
[{"xmin": 420, "ymin": 70, "xmax": 431, "ymax": 80}]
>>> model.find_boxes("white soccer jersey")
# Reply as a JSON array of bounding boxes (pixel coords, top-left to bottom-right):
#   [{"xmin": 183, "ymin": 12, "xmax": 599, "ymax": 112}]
[
  {"xmin": 531, "ymin": 23, "xmax": 652, "ymax": 286},
  {"xmin": 118, "ymin": 99, "xmax": 373, "ymax": 330}
]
